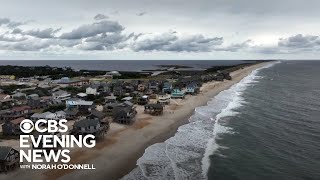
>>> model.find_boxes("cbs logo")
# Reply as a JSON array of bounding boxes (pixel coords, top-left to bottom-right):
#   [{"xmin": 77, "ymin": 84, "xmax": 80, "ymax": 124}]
[
  {"xmin": 20, "ymin": 119, "xmax": 68, "ymax": 133},
  {"xmin": 20, "ymin": 119, "xmax": 34, "ymax": 133}
]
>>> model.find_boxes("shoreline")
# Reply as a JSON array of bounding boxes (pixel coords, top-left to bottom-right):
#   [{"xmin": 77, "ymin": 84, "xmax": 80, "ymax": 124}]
[{"xmin": 0, "ymin": 62, "xmax": 272, "ymax": 180}]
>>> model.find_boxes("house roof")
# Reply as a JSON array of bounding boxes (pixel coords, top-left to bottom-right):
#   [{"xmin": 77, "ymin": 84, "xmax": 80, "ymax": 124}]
[
  {"xmin": 74, "ymin": 118, "xmax": 100, "ymax": 128},
  {"xmin": 105, "ymin": 103, "xmax": 119, "ymax": 108},
  {"xmin": 0, "ymin": 94, "xmax": 10, "ymax": 100},
  {"xmin": 122, "ymin": 101, "xmax": 133, "ymax": 107},
  {"xmin": 122, "ymin": 97, "xmax": 133, "ymax": 101},
  {"xmin": 10, "ymin": 117, "xmax": 25, "ymax": 125},
  {"xmin": 12, "ymin": 92, "xmax": 26, "ymax": 97},
  {"xmin": 56, "ymin": 111, "xmax": 66, "ymax": 116},
  {"xmin": 89, "ymin": 84, "xmax": 100, "ymax": 89},
  {"xmin": 31, "ymin": 112, "xmax": 56, "ymax": 119},
  {"xmin": 113, "ymin": 106, "xmax": 132, "ymax": 115},
  {"xmin": 105, "ymin": 96, "xmax": 117, "ymax": 100},
  {"xmin": 65, "ymin": 109, "xmax": 79, "ymax": 116},
  {"xmin": 52, "ymin": 90, "xmax": 69, "ymax": 96},
  {"xmin": 0, "ymin": 146, "xmax": 13, "ymax": 161},
  {"xmin": 0, "ymin": 110, "xmax": 11, "ymax": 115},
  {"xmin": 12, "ymin": 106, "xmax": 31, "ymax": 112},
  {"xmin": 145, "ymin": 104, "xmax": 163, "ymax": 109},
  {"xmin": 0, "ymin": 98, "xmax": 13, "ymax": 103},
  {"xmin": 41, "ymin": 96, "xmax": 52, "ymax": 100},
  {"xmin": 28, "ymin": 94, "xmax": 39, "ymax": 98},
  {"xmin": 89, "ymin": 110, "xmax": 105, "ymax": 119},
  {"xmin": 66, "ymin": 99, "xmax": 93, "ymax": 106},
  {"xmin": 77, "ymin": 93, "xmax": 87, "ymax": 97}
]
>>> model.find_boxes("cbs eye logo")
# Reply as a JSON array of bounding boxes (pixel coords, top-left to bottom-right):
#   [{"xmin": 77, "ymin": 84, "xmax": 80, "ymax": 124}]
[{"xmin": 20, "ymin": 119, "xmax": 34, "ymax": 133}]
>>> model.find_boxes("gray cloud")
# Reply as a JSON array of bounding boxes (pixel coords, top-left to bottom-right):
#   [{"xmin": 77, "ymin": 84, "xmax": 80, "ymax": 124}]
[
  {"xmin": 0, "ymin": 34, "xmax": 28, "ymax": 42},
  {"xmin": 0, "ymin": 18, "xmax": 10, "ymax": 26},
  {"xmin": 22, "ymin": 28, "xmax": 61, "ymax": 38},
  {"xmin": 132, "ymin": 32, "xmax": 223, "ymax": 52},
  {"xmin": 12, "ymin": 28, "xmax": 22, "ymax": 34},
  {"xmin": 0, "ymin": 40, "xmax": 52, "ymax": 51},
  {"xmin": 0, "ymin": 18, "xmax": 27, "ymax": 28},
  {"xmin": 251, "ymin": 34, "xmax": 320, "ymax": 54},
  {"xmin": 110, "ymin": 10, "xmax": 120, "ymax": 15},
  {"xmin": 7, "ymin": 21, "xmax": 24, "ymax": 28},
  {"xmin": 94, "ymin": 13, "xmax": 108, "ymax": 20},
  {"xmin": 1, "ymin": 14, "xmax": 319, "ymax": 58},
  {"xmin": 137, "ymin": 12, "xmax": 147, "ymax": 16},
  {"xmin": 215, "ymin": 40, "xmax": 252, "ymax": 52},
  {"xmin": 59, "ymin": 20, "xmax": 124, "ymax": 39},
  {"xmin": 0, "ymin": 38, "xmax": 81, "ymax": 51},
  {"xmin": 86, "ymin": 32, "xmax": 132, "ymax": 44},
  {"xmin": 79, "ymin": 32, "xmax": 136, "ymax": 51},
  {"xmin": 278, "ymin": 34, "xmax": 320, "ymax": 50}
]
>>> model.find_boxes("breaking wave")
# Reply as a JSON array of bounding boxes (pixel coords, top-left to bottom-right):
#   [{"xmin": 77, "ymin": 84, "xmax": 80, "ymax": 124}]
[{"xmin": 122, "ymin": 62, "xmax": 279, "ymax": 180}]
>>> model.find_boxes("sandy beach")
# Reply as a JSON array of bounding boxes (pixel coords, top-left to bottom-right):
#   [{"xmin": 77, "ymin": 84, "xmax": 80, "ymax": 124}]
[{"xmin": 0, "ymin": 62, "xmax": 271, "ymax": 180}]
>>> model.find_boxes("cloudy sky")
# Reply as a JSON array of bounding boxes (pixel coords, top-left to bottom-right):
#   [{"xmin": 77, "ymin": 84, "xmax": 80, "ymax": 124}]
[{"xmin": 0, "ymin": 0, "xmax": 319, "ymax": 60}]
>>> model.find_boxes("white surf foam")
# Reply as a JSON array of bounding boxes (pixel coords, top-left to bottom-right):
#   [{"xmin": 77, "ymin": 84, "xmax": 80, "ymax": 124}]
[{"xmin": 201, "ymin": 61, "xmax": 281, "ymax": 176}]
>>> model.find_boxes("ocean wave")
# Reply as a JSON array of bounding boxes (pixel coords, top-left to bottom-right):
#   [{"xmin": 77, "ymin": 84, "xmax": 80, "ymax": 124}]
[{"xmin": 122, "ymin": 62, "xmax": 280, "ymax": 180}]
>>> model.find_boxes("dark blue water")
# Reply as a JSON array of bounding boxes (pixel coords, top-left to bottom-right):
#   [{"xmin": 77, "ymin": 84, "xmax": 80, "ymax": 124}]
[
  {"xmin": 208, "ymin": 61, "xmax": 320, "ymax": 180},
  {"xmin": 0, "ymin": 60, "xmax": 250, "ymax": 71}
]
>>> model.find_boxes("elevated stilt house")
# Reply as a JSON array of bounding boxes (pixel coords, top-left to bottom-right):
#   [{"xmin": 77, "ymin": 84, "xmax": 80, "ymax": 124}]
[
  {"xmin": 171, "ymin": 89, "xmax": 185, "ymax": 99},
  {"xmin": 0, "ymin": 146, "xmax": 19, "ymax": 172},
  {"xmin": 144, "ymin": 104, "xmax": 164, "ymax": 116}
]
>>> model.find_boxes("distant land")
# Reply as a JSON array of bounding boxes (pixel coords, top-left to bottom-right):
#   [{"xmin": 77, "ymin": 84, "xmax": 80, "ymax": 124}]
[{"xmin": 0, "ymin": 60, "xmax": 261, "ymax": 72}]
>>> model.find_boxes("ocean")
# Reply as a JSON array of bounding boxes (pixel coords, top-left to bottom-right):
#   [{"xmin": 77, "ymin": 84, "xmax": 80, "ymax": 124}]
[
  {"xmin": 0, "ymin": 60, "xmax": 249, "ymax": 71},
  {"xmin": 122, "ymin": 61, "xmax": 320, "ymax": 180}
]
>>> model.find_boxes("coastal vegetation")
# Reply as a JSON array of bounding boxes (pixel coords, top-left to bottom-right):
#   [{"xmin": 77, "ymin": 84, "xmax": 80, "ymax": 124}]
[
  {"xmin": 0, "ymin": 65, "xmax": 150, "ymax": 79},
  {"xmin": 43, "ymin": 104, "xmax": 66, "ymax": 112},
  {"xmin": 0, "ymin": 65, "xmax": 105, "ymax": 79},
  {"xmin": 0, "ymin": 85, "xmax": 30, "ymax": 94}
]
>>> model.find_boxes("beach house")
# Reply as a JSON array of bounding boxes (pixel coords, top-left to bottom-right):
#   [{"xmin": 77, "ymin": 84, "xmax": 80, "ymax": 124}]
[
  {"xmin": 171, "ymin": 89, "xmax": 185, "ymax": 99},
  {"xmin": 144, "ymin": 104, "xmax": 164, "ymax": 116},
  {"xmin": 113, "ymin": 86, "xmax": 125, "ymax": 97},
  {"xmin": 186, "ymin": 83, "xmax": 200, "ymax": 95},
  {"xmin": 27, "ymin": 96, "xmax": 51, "ymax": 109},
  {"xmin": 31, "ymin": 111, "xmax": 66, "ymax": 122},
  {"xmin": 0, "ymin": 106, "xmax": 31, "ymax": 122},
  {"xmin": 65, "ymin": 109, "xmax": 79, "ymax": 120},
  {"xmin": 0, "ymin": 146, "xmax": 19, "ymax": 172},
  {"xmin": 87, "ymin": 110, "xmax": 106, "ymax": 120},
  {"xmin": 104, "ymin": 103, "xmax": 119, "ymax": 116},
  {"xmin": 148, "ymin": 81, "xmax": 159, "ymax": 93},
  {"xmin": 0, "ymin": 94, "xmax": 14, "ymax": 110},
  {"xmin": 105, "ymin": 95, "xmax": 117, "ymax": 104},
  {"xmin": 71, "ymin": 118, "xmax": 107, "ymax": 139},
  {"xmin": 162, "ymin": 81, "xmax": 173, "ymax": 94},
  {"xmin": 11, "ymin": 92, "xmax": 26, "ymax": 100},
  {"xmin": 86, "ymin": 86, "xmax": 98, "ymax": 95},
  {"xmin": 52, "ymin": 90, "xmax": 71, "ymax": 101},
  {"xmin": 2, "ymin": 117, "xmax": 24, "ymax": 136},
  {"xmin": 138, "ymin": 84, "xmax": 146, "ymax": 92},
  {"xmin": 137, "ymin": 95, "xmax": 149, "ymax": 105},
  {"xmin": 112, "ymin": 104, "xmax": 137, "ymax": 124},
  {"xmin": 157, "ymin": 92, "xmax": 171, "ymax": 105},
  {"xmin": 54, "ymin": 77, "xmax": 89, "ymax": 88},
  {"xmin": 66, "ymin": 98, "xmax": 94, "ymax": 113}
]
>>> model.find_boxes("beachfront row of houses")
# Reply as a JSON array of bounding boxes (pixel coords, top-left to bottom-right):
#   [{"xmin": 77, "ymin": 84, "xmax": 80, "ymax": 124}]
[
  {"xmin": 0, "ymin": 71, "xmax": 232, "ymax": 173},
  {"xmin": 0, "ymin": 71, "xmax": 232, "ymax": 130}
]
